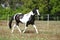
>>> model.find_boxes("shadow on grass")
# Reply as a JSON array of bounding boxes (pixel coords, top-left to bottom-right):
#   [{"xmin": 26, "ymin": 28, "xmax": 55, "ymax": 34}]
[{"xmin": 21, "ymin": 30, "xmax": 35, "ymax": 33}]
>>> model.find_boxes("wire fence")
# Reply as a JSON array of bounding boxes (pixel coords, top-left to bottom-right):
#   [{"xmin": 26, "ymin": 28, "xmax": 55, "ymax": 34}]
[
  {"xmin": 35, "ymin": 14, "xmax": 60, "ymax": 21},
  {"xmin": 0, "ymin": 14, "xmax": 60, "ymax": 21}
]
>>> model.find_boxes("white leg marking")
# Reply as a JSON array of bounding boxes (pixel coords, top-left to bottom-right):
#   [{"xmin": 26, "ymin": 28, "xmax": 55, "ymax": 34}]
[
  {"xmin": 23, "ymin": 24, "xmax": 27, "ymax": 33},
  {"xmin": 16, "ymin": 25, "xmax": 21, "ymax": 33},
  {"xmin": 11, "ymin": 24, "xmax": 16, "ymax": 33},
  {"xmin": 23, "ymin": 27, "xmax": 27, "ymax": 33},
  {"xmin": 33, "ymin": 25, "xmax": 38, "ymax": 34}
]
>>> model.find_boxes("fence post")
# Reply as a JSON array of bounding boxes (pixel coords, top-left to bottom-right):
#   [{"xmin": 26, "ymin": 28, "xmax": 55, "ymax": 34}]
[
  {"xmin": 57, "ymin": 16, "xmax": 59, "ymax": 21},
  {"xmin": 7, "ymin": 13, "xmax": 9, "ymax": 26},
  {"xmin": 47, "ymin": 14, "xmax": 49, "ymax": 27}
]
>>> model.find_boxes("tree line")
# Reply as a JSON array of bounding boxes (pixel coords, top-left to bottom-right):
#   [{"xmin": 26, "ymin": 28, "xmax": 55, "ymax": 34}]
[{"xmin": 0, "ymin": 0, "xmax": 60, "ymax": 20}]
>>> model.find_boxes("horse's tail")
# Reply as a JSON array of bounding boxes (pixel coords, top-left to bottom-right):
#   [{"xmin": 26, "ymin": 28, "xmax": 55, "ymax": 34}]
[{"xmin": 9, "ymin": 16, "xmax": 14, "ymax": 29}]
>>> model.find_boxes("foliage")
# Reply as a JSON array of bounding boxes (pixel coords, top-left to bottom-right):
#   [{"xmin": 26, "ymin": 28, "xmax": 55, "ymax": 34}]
[{"xmin": 0, "ymin": 0, "xmax": 60, "ymax": 20}]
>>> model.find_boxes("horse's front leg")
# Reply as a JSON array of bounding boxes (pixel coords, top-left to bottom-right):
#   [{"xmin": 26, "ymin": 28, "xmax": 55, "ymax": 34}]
[
  {"xmin": 23, "ymin": 23, "xmax": 28, "ymax": 33},
  {"xmin": 16, "ymin": 22, "xmax": 21, "ymax": 33},
  {"xmin": 33, "ymin": 24, "xmax": 38, "ymax": 34}
]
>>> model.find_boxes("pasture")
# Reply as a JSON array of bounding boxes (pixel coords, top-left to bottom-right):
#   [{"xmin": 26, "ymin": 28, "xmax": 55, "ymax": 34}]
[{"xmin": 0, "ymin": 20, "xmax": 60, "ymax": 40}]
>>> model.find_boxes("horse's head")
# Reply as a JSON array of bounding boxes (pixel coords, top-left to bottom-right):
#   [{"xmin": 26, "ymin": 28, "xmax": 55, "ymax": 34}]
[{"xmin": 32, "ymin": 8, "xmax": 40, "ymax": 16}]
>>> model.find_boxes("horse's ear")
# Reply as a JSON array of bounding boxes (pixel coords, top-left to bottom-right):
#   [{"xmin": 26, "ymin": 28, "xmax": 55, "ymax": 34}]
[
  {"xmin": 35, "ymin": 7, "xmax": 39, "ymax": 9},
  {"xmin": 32, "ymin": 8, "xmax": 37, "ymax": 14},
  {"xmin": 35, "ymin": 6, "xmax": 39, "ymax": 9},
  {"xmin": 32, "ymin": 6, "xmax": 39, "ymax": 13},
  {"xmin": 32, "ymin": 8, "xmax": 35, "ymax": 13}
]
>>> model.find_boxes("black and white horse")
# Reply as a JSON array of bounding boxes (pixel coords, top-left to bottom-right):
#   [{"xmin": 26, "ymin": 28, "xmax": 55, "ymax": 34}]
[{"xmin": 9, "ymin": 8, "xmax": 40, "ymax": 34}]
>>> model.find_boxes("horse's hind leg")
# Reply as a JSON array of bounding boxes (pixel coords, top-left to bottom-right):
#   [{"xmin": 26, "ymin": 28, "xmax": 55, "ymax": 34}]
[
  {"xmin": 11, "ymin": 24, "xmax": 16, "ymax": 33},
  {"xmin": 16, "ymin": 22, "xmax": 21, "ymax": 33}
]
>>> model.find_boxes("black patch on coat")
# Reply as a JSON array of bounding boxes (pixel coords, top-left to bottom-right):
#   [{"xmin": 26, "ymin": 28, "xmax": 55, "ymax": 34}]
[
  {"xmin": 26, "ymin": 15, "xmax": 35, "ymax": 27},
  {"xmin": 15, "ymin": 14, "xmax": 24, "ymax": 23}
]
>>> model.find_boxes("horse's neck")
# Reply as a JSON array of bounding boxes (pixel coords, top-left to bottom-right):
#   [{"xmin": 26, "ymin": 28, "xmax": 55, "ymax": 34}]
[
  {"xmin": 28, "ymin": 11, "xmax": 33, "ymax": 16},
  {"xmin": 25, "ymin": 11, "xmax": 33, "ymax": 17}
]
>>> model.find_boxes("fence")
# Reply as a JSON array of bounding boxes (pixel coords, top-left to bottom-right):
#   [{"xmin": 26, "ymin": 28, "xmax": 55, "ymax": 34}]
[
  {"xmin": 0, "ymin": 13, "xmax": 60, "ymax": 21},
  {"xmin": 36, "ymin": 14, "xmax": 60, "ymax": 21}
]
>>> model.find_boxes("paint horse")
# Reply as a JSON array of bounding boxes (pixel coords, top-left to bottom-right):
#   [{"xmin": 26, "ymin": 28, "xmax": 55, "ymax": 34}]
[{"xmin": 9, "ymin": 8, "xmax": 40, "ymax": 34}]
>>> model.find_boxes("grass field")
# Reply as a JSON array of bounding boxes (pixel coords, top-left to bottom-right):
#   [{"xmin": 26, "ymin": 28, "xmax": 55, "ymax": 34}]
[{"xmin": 0, "ymin": 20, "xmax": 60, "ymax": 40}]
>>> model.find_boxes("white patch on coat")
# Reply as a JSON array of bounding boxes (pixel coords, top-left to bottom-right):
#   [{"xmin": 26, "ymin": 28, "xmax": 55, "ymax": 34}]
[{"xmin": 20, "ymin": 11, "xmax": 33, "ymax": 23}]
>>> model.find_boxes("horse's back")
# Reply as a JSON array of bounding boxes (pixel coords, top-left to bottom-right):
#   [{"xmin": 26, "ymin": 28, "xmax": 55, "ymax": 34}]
[{"xmin": 15, "ymin": 13, "xmax": 24, "ymax": 21}]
